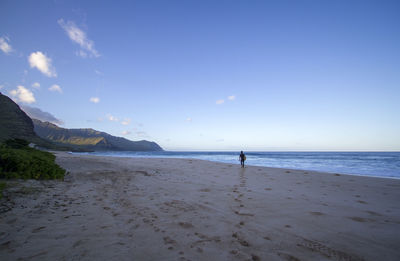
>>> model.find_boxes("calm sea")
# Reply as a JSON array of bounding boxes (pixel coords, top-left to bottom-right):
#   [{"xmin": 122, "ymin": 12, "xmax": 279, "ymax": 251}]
[{"xmin": 76, "ymin": 151, "xmax": 400, "ymax": 179}]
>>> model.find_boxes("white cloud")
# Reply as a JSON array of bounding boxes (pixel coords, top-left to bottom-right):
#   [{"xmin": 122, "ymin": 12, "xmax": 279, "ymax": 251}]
[
  {"xmin": 58, "ymin": 19, "xmax": 100, "ymax": 58},
  {"xmin": 186, "ymin": 117, "xmax": 192, "ymax": 122},
  {"xmin": 94, "ymin": 70, "xmax": 102, "ymax": 75},
  {"xmin": 9, "ymin": 85, "xmax": 36, "ymax": 104},
  {"xmin": 49, "ymin": 84, "xmax": 62, "ymax": 93},
  {"xmin": 28, "ymin": 52, "xmax": 57, "ymax": 77},
  {"xmin": 228, "ymin": 95, "xmax": 236, "ymax": 101},
  {"xmin": 90, "ymin": 97, "xmax": 100, "ymax": 103},
  {"xmin": 106, "ymin": 114, "xmax": 119, "ymax": 122},
  {"xmin": 121, "ymin": 130, "xmax": 131, "ymax": 136},
  {"xmin": 0, "ymin": 85, "xmax": 3, "ymax": 90},
  {"xmin": 32, "ymin": 82, "xmax": 40, "ymax": 89},
  {"xmin": 216, "ymin": 99, "xmax": 225, "ymax": 105},
  {"xmin": 0, "ymin": 36, "xmax": 13, "ymax": 54},
  {"xmin": 121, "ymin": 118, "xmax": 131, "ymax": 125}
]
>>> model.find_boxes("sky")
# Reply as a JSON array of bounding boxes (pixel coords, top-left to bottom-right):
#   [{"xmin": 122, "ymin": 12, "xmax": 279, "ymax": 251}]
[{"xmin": 1, "ymin": 0, "xmax": 399, "ymax": 151}]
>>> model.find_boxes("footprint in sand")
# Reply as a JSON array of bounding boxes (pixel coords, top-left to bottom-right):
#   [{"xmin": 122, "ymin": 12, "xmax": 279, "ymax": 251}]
[
  {"xmin": 365, "ymin": 210, "xmax": 382, "ymax": 216},
  {"xmin": 299, "ymin": 238, "xmax": 364, "ymax": 261},
  {"xmin": 32, "ymin": 226, "xmax": 46, "ymax": 233},
  {"xmin": 178, "ymin": 222, "xmax": 194, "ymax": 229},
  {"xmin": 234, "ymin": 211, "xmax": 254, "ymax": 216},
  {"xmin": 230, "ymin": 249, "xmax": 238, "ymax": 255},
  {"xmin": 163, "ymin": 237, "xmax": 177, "ymax": 250},
  {"xmin": 348, "ymin": 216, "xmax": 373, "ymax": 223},
  {"xmin": 232, "ymin": 232, "xmax": 250, "ymax": 247},
  {"xmin": 278, "ymin": 252, "xmax": 301, "ymax": 261},
  {"xmin": 73, "ymin": 239, "xmax": 84, "ymax": 248}
]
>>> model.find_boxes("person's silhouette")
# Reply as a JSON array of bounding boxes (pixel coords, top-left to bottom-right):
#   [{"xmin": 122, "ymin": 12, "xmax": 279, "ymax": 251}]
[{"xmin": 239, "ymin": 151, "xmax": 246, "ymax": 168}]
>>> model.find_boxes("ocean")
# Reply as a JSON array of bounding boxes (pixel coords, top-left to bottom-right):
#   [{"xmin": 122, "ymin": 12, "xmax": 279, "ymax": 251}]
[{"xmin": 75, "ymin": 151, "xmax": 400, "ymax": 179}]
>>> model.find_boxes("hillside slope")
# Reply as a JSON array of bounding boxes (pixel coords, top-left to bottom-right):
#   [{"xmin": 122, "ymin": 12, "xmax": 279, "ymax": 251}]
[
  {"xmin": 33, "ymin": 119, "xmax": 163, "ymax": 151},
  {"xmin": 0, "ymin": 92, "xmax": 38, "ymax": 142}
]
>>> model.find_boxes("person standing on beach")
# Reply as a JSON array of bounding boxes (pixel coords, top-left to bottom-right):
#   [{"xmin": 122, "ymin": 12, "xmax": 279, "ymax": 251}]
[{"xmin": 239, "ymin": 151, "xmax": 246, "ymax": 168}]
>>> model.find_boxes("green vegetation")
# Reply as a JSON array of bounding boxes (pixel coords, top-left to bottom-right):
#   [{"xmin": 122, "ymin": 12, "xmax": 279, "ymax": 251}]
[
  {"xmin": 0, "ymin": 182, "xmax": 5, "ymax": 199},
  {"xmin": 0, "ymin": 139, "xmax": 65, "ymax": 180}
]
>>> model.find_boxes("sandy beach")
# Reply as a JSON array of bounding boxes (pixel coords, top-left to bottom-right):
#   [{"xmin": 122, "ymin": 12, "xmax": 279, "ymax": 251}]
[{"xmin": 1, "ymin": 152, "xmax": 400, "ymax": 261}]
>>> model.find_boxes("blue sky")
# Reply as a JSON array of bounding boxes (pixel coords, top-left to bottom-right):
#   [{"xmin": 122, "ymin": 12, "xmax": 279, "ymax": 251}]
[{"xmin": 1, "ymin": 0, "xmax": 399, "ymax": 151}]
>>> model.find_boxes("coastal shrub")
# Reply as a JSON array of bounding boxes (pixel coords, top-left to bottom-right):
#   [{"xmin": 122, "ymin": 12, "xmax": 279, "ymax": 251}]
[
  {"xmin": 0, "ymin": 139, "xmax": 65, "ymax": 180},
  {"xmin": 4, "ymin": 138, "xmax": 30, "ymax": 149},
  {"xmin": 0, "ymin": 182, "xmax": 5, "ymax": 199}
]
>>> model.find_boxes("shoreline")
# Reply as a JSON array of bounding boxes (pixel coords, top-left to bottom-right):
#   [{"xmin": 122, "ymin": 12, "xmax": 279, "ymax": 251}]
[
  {"xmin": 70, "ymin": 151, "xmax": 400, "ymax": 180},
  {"xmin": 1, "ymin": 152, "xmax": 400, "ymax": 260}
]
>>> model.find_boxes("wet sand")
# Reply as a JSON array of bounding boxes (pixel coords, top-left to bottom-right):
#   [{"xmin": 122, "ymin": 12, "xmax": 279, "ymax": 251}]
[{"xmin": 1, "ymin": 152, "xmax": 400, "ymax": 260}]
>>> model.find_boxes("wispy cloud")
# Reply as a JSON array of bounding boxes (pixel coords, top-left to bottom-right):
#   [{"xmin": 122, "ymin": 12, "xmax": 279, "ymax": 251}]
[
  {"xmin": 28, "ymin": 52, "xmax": 57, "ymax": 77},
  {"xmin": 49, "ymin": 84, "xmax": 62, "ymax": 93},
  {"xmin": 121, "ymin": 130, "xmax": 131, "ymax": 136},
  {"xmin": 0, "ymin": 36, "xmax": 13, "ymax": 54},
  {"xmin": 186, "ymin": 117, "xmax": 192, "ymax": 122},
  {"xmin": 10, "ymin": 85, "xmax": 36, "ymax": 104},
  {"xmin": 21, "ymin": 106, "xmax": 64, "ymax": 125},
  {"xmin": 216, "ymin": 95, "xmax": 235, "ymax": 105},
  {"xmin": 32, "ymin": 82, "xmax": 40, "ymax": 89},
  {"xmin": 89, "ymin": 97, "xmax": 100, "ymax": 103},
  {"xmin": 58, "ymin": 19, "xmax": 100, "ymax": 58},
  {"xmin": 121, "ymin": 118, "xmax": 131, "ymax": 125},
  {"xmin": 106, "ymin": 114, "xmax": 119, "ymax": 122}
]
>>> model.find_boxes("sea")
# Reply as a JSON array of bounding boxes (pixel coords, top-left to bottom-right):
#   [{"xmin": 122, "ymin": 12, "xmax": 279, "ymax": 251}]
[{"xmin": 76, "ymin": 151, "xmax": 400, "ymax": 179}]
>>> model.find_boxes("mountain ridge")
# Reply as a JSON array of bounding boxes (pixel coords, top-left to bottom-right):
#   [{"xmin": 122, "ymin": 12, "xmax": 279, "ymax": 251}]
[
  {"xmin": 33, "ymin": 119, "xmax": 163, "ymax": 151},
  {"xmin": 0, "ymin": 92, "xmax": 163, "ymax": 152}
]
